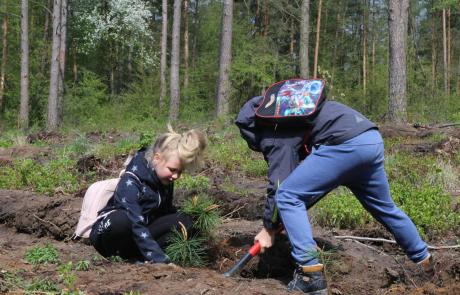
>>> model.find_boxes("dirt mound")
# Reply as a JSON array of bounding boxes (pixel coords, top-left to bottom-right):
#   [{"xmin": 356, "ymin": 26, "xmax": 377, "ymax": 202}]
[{"xmin": 0, "ymin": 190, "xmax": 81, "ymax": 239}]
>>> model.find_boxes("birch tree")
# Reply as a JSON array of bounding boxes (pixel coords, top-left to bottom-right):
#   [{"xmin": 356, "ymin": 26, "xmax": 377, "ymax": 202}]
[
  {"xmin": 169, "ymin": 0, "xmax": 182, "ymax": 122},
  {"xmin": 299, "ymin": 0, "xmax": 310, "ymax": 78},
  {"xmin": 215, "ymin": 0, "xmax": 233, "ymax": 117},
  {"xmin": 388, "ymin": 0, "xmax": 409, "ymax": 123},
  {"xmin": 19, "ymin": 0, "xmax": 30, "ymax": 129}
]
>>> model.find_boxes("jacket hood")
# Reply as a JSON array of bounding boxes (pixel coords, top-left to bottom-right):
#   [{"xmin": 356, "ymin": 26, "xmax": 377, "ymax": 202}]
[
  {"xmin": 125, "ymin": 150, "xmax": 165, "ymax": 190},
  {"xmin": 235, "ymin": 96, "xmax": 264, "ymax": 152}
]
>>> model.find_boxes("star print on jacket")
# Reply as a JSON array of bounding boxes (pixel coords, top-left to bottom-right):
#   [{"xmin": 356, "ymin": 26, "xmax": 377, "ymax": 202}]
[{"xmin": 99, "ymin": 149, "xmax": 176, "ymax": 263}]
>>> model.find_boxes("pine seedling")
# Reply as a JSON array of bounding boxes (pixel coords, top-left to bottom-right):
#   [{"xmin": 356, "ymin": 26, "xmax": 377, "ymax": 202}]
[
  {"xmin": 180, "ymin": 194, "xmax": 220, "ymax": 234},
  {"xmin": 165, "ymin": 222, "xmax": 207, "ymax": 267}
]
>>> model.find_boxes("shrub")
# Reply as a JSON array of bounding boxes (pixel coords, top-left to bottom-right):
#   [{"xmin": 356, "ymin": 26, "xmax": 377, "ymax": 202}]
[
  {"xmin": 391, "ymin": 183, "xmax": 460, "ymax": 238},
  {"xmin": 243, "ymin": 158, "xmax": 267, "ymax": 177},
  {"xmin": 175, "ymin": 174, "xmax": 211, "ymax": 192},
  {"xmin": 0, "ymin": 154, "xmax": 80, "ymax": 195},
  {"xmin": 180, "ymin": 194, "xmax": 220, "ymax": 234},
  {"xmin": 165, "ymin": 225, "xmax": 206, "ymax": 267},
  {"xmin": 25, "ymin": 244, "xmax": 60, "ymax": 265},
  {"xmin": 314, "ymin": 188, "xmax": 373, "ymax": 229},
  {"xmin": 25, "ymin": 278, "xmax": 59, "ymax": 293}
]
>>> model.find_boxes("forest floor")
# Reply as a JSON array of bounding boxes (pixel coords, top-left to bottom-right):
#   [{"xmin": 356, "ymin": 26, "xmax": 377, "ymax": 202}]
[{"xmin": 0, "ymin": 123, "xmax": 459, "ymax": 295}]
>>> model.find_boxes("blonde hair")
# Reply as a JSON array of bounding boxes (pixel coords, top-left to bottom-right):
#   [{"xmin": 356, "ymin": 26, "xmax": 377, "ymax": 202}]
[{"xmin": 146, "ymin": 125, "xmax": 207, "ymax": 171}]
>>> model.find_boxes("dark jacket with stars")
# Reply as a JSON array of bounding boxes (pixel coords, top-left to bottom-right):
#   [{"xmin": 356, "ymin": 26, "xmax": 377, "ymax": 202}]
[{"xmin": 101, "ymin": 149, "xmax": 176, "ymax": 263}]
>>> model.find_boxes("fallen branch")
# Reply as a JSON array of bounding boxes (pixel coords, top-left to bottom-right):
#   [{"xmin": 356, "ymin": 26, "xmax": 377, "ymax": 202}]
[
  {"xmin": 334, "ymin": 235, "xmax": 460, "ymax": 250},
  {"xmin": 32, "ymin": 214, "xmax": 61, "ymax": 233}
]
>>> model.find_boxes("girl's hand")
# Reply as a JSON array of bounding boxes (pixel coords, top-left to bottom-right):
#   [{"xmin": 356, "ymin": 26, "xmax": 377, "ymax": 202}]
[{"xmin": 254, "ymin": 228, "xmax": 276, "ymax": 253}]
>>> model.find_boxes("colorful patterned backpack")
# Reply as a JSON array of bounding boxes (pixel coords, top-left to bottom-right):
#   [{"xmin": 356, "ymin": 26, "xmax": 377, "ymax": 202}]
[{"xmin": 255, "ymin": 78, "xmax": 326, "ymax": 124}]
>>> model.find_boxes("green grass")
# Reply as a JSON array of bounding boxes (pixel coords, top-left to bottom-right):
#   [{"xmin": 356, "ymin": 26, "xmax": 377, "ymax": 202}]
[
  {"xmin": 0, "ymin": 154, "xmax": 81, "ymax": 195},
  {"xmin": 314, "ymin": 188, "xmax": 373, "ymax": 229},
  {"xmin": 25, "ymin": 244, "xmax": 60, "ymax": 265},
  {"xmin": 175, "ymin": 174, "xmax": 211, "ymax": 192}
]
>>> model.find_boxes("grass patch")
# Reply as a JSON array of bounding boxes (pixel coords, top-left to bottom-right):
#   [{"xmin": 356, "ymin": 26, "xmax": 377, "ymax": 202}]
[
  {"xmin": 175, "ymin": 174, "xmax": 211, "ymax": 192},
  {"xmin": 25, "ymin": 244, "xmax": 60, "ymax": 265},
  {"xmin": 391, "ymin": 183, "xmax": 460, "ymax": 238},
  {"xmin": 313, "ymin": 188, "xmax": 373, "ymax": 229},
  {"xmin": 0, "ymin": 154, "xmax": 81, "ymax": 195}
]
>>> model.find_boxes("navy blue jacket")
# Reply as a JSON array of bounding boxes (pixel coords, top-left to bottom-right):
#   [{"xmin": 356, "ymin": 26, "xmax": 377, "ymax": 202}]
[
  {"xmin": 235, "ymin": 96, "xmax": 376, "ymax": 230},
  {"xmin": 101, "ymin": 150, "xmax": 176, "ymax": 263}
]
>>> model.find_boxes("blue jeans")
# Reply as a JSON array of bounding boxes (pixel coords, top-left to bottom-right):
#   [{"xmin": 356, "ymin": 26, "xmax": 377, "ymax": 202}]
[{"xmin": 276, "ymin": 129, "xmax": 429, "ymax": 265}]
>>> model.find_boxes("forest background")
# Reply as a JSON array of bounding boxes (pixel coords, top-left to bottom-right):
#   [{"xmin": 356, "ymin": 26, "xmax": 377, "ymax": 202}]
[{"xmin": 0, "ymin": 0, "xmax": 459, "ymax": 133}]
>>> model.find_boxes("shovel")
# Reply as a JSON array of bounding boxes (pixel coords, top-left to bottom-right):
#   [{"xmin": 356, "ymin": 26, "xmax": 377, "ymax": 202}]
[
  {"xmin": 223, "ymin": 197, "xmax": 321, "ymax": 277},
  {"xmin": 223, "ymin": 241, "xmax": 262, "ymax": 277}
]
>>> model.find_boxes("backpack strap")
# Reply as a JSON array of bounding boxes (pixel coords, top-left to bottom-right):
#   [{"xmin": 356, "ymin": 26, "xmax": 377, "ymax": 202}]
[{"xmin": 124, "ymin": 171, "xmax": 141, "ymax": 183}]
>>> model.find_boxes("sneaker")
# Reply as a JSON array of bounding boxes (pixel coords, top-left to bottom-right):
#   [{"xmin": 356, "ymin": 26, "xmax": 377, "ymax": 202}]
[
  {"xmin": 287, "ymin": 264, "xmax": 328, "ymax": 295},
  {"xmin": 417, "ymin": 254, "xmax": 434, "ymax": 277}
]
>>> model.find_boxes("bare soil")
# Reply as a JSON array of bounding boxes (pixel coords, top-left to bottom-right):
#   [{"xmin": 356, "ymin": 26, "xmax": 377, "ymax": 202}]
[{"xmin": 1, "ymin": 124, "xmax": 459, "ymax": 294}]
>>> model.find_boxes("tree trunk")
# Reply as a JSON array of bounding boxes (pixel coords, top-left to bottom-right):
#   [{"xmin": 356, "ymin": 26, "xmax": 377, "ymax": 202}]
[
  {"xmin": 299, "ymin": 0, "xmax": 310, "ymax": 78},
  {"xmin": 442, "ymin": 9, "xmax": 448, "ymax": 94},
  {"xmin": 263, "ymin": 0, "xmax": 269, "ymax": 37},
  {"xmin": 431, "ymin": 5, "xmax": 436, "ymax": 95},
  {"xmin": 191, "ymin": 0, "xmax": 199, "ymax": 70},
  {"xmin": 159, "ymin": 0, "xmax": 168, "ymax": 108},
  {"xmin": 169, "ymin": 0, "xmax": 182, "ymax": 122},
  {"xmin": 331, "ymin": 0, "xmax": 345, "ymax": 91},
  {"xmin": 362, "ymin": 0, "xmax": 368, "ymax": 95},
  {"xmin": 447, "ymin": 8, "xmax": 451, "ymax": 92},
  {"xmin": 313, "ymin": 0, "xmax": 322, "ymax": 78},
  {"xmin": 19, "ymin": 0, "xmax": 30, "ymax": 130},
  {"xmin": 40, "ymin": 0, "xmax": 52, "ymax": 73},
  {"xmin": 73, "ymin": 39, "xmax": 77, "ymax": 83},
  {"xmin": 0, "ymin": 4, "xmax": 8, "ymax": 115},
  {"xmin": 127, "ymin": 45, "xmax": 133, "ymax": 81},
  {"xmin": 183, "ymin": 0, "xmax": 189, "ymax": 95},
  {"xmin": 388, "ymin": 0, "xmax": 409, "ymax": 123},
  {"xmin": 215, "ymin": 0, "xmax": 233, "ymax": 117},
  {"xmin": 57, "ymin": 0, "xmax": 67, "ymax": 124},
  {"xmin": 47, "ymin": 0, "xmax": 61, "ymax": 131}
]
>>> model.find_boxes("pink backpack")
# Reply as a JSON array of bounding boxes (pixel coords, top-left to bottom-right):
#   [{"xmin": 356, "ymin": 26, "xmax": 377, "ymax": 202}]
[{"xmin": 74, "ymin": 178, "xmax": 120, "ymax": 239}]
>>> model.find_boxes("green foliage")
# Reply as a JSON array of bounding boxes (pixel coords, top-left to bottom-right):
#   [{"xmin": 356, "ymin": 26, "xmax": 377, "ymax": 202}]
[
  {"xmin": 180, "ymin": 195, "xmax": 220, "ymax": 234},
  {"xmin": 25, "ymin": 244, "xmax": 60, "ymax": 265},
  {"xmin": 242, "ymin": 159, "xmax": 267, "ymax": 177},
  {"xmin": 175, "ymin": 174, "xmax": 211, "ymax": 192},
  {"xmin": 75, "ymin": 260, "xmax": 90, "ymax": 271},
  {"xmin": 58, "ymin": 261, "xmax": 82, "ymax": 294},
  {"xmin": 314, "ymin": 188, "xmax": 373, "ymax": 229},
  {"xmin": 391, "ymin": 183, "xmax": 460, "ymax": 238},
  {"xmin": 67, "ymin": 134, "xmax": 91, "ymax": 156},
  {"xmin": 25, "ymin": 278, "xmax": 59, "ymax": 293},
  {"xmin": 64, "ymin": 70, "xmax": 108, "ymax": 126},
  {"xmin": 108, "ymin": 256, "xmax": 124, "ymax": 263},
  {"xmin": 139, "ymin": 132, "xmax": 156, "ymax": 149},
  {"xmin": 165, "ymin": 228, "xmax": 207, "ymax": 267},
  {"xmin": 0, "ymin": 154, "xmax": 81, "ymax": 195}
]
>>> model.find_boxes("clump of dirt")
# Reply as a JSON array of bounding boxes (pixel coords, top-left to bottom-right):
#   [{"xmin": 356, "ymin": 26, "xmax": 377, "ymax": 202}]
[{"xmin": 26, "ymin": 131, "xmax": 62, "ymax": 144}]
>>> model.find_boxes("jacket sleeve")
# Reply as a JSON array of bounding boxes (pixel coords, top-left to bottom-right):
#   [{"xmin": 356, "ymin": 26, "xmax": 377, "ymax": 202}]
[
  {"xmin": 260, "ymin": 127, "xmax": 304, "ymax": 230},
  {"xmin": 114, "ymin": 175, "xmax": 170, "ymax": 263}
]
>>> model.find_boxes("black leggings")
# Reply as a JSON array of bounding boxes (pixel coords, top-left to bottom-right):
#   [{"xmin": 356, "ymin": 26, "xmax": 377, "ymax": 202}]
[{"xmin": 90, "ymin": 210, "xmax": 193, "ymax": 261}]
